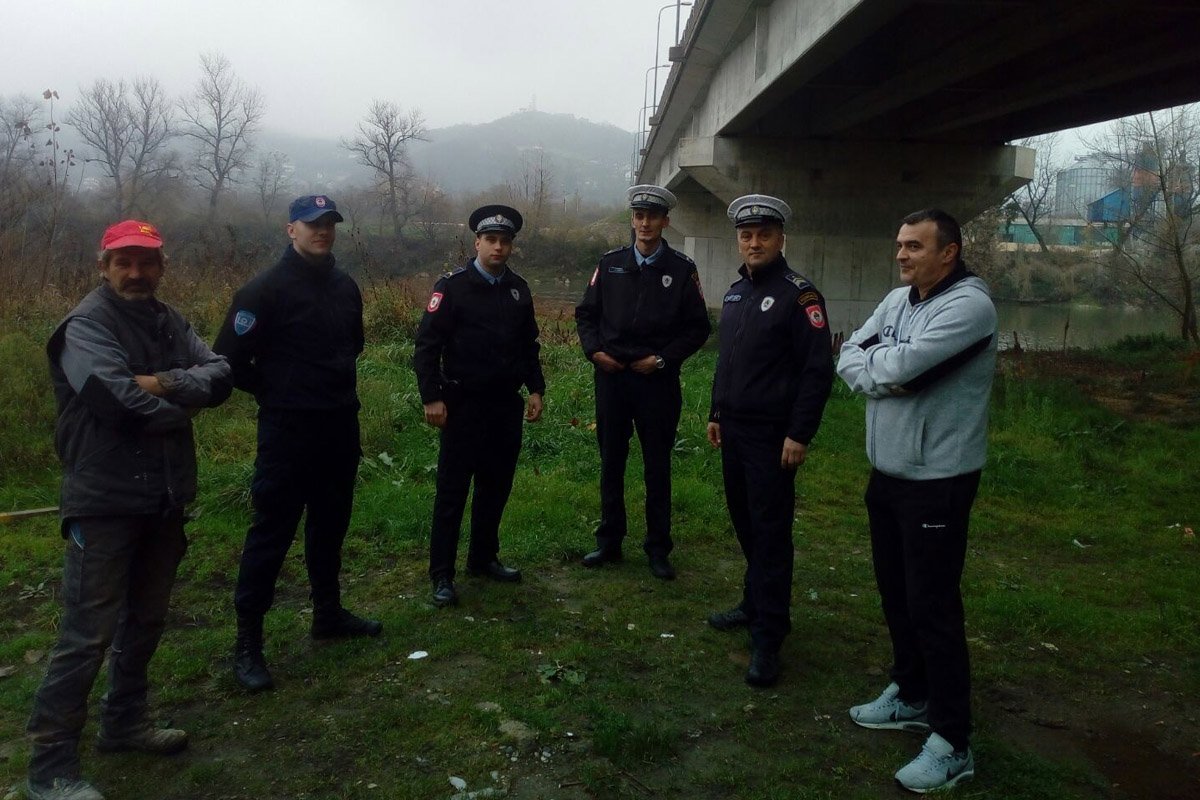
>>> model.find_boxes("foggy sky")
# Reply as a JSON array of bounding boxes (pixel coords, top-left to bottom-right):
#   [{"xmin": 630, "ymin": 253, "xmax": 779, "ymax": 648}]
[{"xmin": 6, "ymin": 0, "xmax": 693, "ymax": 137}]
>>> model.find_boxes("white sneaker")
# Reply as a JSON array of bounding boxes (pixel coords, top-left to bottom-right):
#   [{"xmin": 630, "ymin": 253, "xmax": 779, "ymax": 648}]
[
  {"xmin": 25, "ymin": 777, "xmax": 106, "ymax": 800},
  {"xmin": 895, "ymin": 732, "xmax": 975, "ymax": 793},
  {"xmin": 849, "ymin": 682, "xmax": 930, "ymax": 731}
]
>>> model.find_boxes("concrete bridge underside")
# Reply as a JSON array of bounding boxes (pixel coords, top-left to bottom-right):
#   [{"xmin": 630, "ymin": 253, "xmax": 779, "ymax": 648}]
[{"xmin": 639, "ymin": 0, "xmax": 1200, "ymax": 329}]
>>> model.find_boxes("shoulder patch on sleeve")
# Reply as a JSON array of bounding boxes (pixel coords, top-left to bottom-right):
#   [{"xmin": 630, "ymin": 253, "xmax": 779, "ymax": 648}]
[
  {"xmin": 797, "ymin": 290, "xmax": 819, "ymax": 306},
  {"xmin": 233, "ymin": 310, "xmax": 257, "ymax": 336},
  {"xmin": 805, "ymin": 305, "xmax": 826, "ymax": 329},
  {"xmin": 427, "ymin": 292, "xmax": 445, "ymax": 313},
  {"xmin": 691, "ymin": 270, "xmax": 704, "ymax": 299}
]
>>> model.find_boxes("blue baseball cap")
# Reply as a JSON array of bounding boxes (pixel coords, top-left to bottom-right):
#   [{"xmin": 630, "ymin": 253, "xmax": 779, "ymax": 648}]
[{"xmin": 289, "ymin": 195, "xmax": 344, "ymax": 224}]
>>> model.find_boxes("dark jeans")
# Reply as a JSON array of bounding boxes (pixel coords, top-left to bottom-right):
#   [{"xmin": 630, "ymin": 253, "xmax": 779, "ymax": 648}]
[
  {"xmin": 429, "ymin": 391, "xmax": 524, "ymax": 581},
  {"xmin": 234, "ymin": 407, "xmax": 361, "ymax": 617},
  {"xmin": 865, "ymin": 468, "xmax": 981, "ymax": 752},
  {"xmin": 27, "ymin": 513, "xmax": 187, "ymax": 784},
  {"xmin": 592, "ymin": 368, "xmax": 682, "ymax": 556},
  {"xmin": 719, "ymin": 417, "xmax": 796, "ymax": 652}
]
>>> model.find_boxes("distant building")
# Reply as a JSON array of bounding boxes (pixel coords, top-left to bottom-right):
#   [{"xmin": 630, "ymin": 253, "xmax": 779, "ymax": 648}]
[{"xmin": 1053, "ymin": 155, "xmax": 1114, "ymax": 219}]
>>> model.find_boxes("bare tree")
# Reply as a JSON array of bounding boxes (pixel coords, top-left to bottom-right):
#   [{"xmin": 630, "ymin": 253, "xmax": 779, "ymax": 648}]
[
  {"xmin": 1087, "ymin": 104, "xmax": 1199, "ymax": 343},
  {"xmin": 69, "ymin": 77, "xmax": 175, "ymax": 217},
  {"xmin": 505, "ymin": 147, "xmax": 556, "ymax": 232},
  {"xmin": 1006, "ymin": 132, "xmax": 1061, "ymax": 253},
  {"xmin": 342, "ymin": 101, "xmax": 427, "ymax": 236},
  {"xmin": 253, "ymin": 150, "xmax": 291, "ymax": 223},
  {"xmin": 179, "ymin": 53, "xmax": 265, "ymax": 221}
]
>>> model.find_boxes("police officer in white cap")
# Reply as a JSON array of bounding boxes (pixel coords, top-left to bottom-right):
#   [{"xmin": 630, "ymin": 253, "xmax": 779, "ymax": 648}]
[
  {"xmin": 705, "ymin": 194, "xmax": 834, "ymax": 687},
  {"xmin": 414, "ymin": 205, "xmax": 545, "ymax": 608},
  {"xmin": 575, "ymin": 185, "xmax": 710, "ymax": 579}
]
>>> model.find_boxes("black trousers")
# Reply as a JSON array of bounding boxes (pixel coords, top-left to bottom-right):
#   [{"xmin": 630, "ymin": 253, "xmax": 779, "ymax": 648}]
[
  {"xmin": 428, "ymin": 391, "xmax": 524, "ymax": 581},
  {"xmin": 234, "ymin": 407, "xmax": 361, "ymax": 618},
  {"xmin": 28, "ymin": 513, "xmax": 187, "ymax": 783},
  {"xmin": 592, "ymin": 368, "xmax": 681, "ymax": 556},
  {"xmin": 719, "ymin": 417, "xmax": 796, "ymax": 652},
  {"xmin": 865, "ymin": 468, "xmax": 981, "ymax": 753}
]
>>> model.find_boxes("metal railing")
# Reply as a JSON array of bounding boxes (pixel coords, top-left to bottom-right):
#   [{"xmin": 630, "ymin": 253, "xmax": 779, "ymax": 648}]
[{"xmin": 631, "ymin": 1, "xmax": 693, "ymax": 181}]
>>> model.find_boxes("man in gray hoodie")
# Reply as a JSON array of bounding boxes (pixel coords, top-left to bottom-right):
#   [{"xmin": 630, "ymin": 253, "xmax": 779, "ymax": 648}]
[{"xmin": 836, "ymin": 208, "xmax": 996, "ymax": 794}]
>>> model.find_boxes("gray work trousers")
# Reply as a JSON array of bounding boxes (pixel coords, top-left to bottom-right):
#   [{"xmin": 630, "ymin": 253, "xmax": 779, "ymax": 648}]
[{"xmin": 26, "ymin": 512, "xmax": 187, "ymax": 783}]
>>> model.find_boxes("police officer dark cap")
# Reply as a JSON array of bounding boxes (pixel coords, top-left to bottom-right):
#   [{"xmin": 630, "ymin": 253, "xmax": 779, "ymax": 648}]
[
  {"xmin": 469, "ymin": 205, "xmax": 523, "ymax": 236},
  {"xmin": 727, "ymin": 194, "xmax": 792, "ymax": 227},
  {"xmin": 627, "ymin": 184, "xmax": 676, "ymax": 212}
]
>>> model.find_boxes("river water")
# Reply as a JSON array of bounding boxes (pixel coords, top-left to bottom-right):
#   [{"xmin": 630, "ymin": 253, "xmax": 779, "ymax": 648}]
[{"xmin": 993, "ymin": 302, "xmax": 1178, "ymax": 350}]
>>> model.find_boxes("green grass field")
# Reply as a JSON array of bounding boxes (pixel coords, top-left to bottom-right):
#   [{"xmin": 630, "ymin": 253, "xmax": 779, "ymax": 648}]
[{"xmin": 1, "ymin": 312, "xmax": 1198, "ymax": 799}]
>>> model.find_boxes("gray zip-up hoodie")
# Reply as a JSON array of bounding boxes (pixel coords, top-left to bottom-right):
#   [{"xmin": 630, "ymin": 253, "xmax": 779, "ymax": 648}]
[{"xmin": 837, "ymin": 266, "xmax": 997, "ymax": 480}]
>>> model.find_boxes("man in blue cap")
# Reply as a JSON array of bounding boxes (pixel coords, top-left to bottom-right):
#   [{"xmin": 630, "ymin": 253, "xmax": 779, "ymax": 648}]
[
  {"xmin": 215, "ymin": 195, "xmax": 381, "ymax": 692},
  {"xmin": 706, "ymin": 194, "xmax": 834, "ymax": 687},
  {"xmin": 575, "ymin": 184, "xmax": 711, "ymax": 580},
  {"xmin": 414, "ymin": 204, "xmax": 545, "ymax": 608}
]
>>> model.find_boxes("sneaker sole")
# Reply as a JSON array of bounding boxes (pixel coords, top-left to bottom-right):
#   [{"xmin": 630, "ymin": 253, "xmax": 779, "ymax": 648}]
[
  {"xmin": 849, "ymin": 714, "xmax": 930, "ymax": 732},
  {"xmin": 896, "ymin": 766, "xmax": 974, "ymax": 794}
]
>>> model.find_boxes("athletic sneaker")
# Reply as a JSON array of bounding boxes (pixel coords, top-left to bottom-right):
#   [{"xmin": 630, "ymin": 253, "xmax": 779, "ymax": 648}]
[
  {"xmin": 848, "ymin": 682, "xmax": 930, "ymax": 731},
  {"xmin": 895, "ymin": 732, "xmax": 975, "ymax": 793}
]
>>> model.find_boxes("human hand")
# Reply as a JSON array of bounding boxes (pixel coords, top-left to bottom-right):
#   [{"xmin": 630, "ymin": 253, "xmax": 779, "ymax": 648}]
[
  {"xmin": 781, "ymin": 437, "xmax": 807, "ymax": 469},
  {"xmin": 423, "ymin": 400, "xmax": 448, "ymax": 428},
  {"xmin": 592, "ymin": 352, "xmax": 624, "ymax": 373}
]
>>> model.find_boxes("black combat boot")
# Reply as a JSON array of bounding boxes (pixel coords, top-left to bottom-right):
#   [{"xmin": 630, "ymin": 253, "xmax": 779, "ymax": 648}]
[{"xmin": 233, "ymin": 615, "xmax": 273, "ymax": 692}]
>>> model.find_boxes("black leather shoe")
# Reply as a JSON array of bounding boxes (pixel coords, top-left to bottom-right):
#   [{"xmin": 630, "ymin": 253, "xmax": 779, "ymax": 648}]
[
  {"xmin": 432, "ymin": 578, "xmax": 458, "ymax": 608},
  {"xmin": 311, "ymin": 607, "xmax": 383, "ymax": 639},
  {"xmin": 708, "ymin": 605, "xmax": 751, "ymax": 631},
  {"xmin": 466, "ymin": 560, "xmax": 522, "ymax": 582},
  {"xmin": 648, "ymin": 554, "xmax": 676, "ymax": 580},
  {"xmin": 581, "ymin": 547, "xmax": 622, "ymax": 567},
  {"xmin": 745, "ymin": 648, "xmax": 781, "ymax": 688}
]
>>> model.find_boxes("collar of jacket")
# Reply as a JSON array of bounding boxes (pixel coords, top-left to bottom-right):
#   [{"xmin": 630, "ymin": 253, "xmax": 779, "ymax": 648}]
[
  {"xmin": 908, "ymin": 260, "xmax": 971, "ymax": 305},
  {"xmin": 738, "ymin": 254, "xmax": 789, "ymax": 283},
  {"xmin": 96, "ymin": 281, "xmax": 164, "ymax": 327},
  {"xmin": 470, "ymin": 257, "xmax": 507, "ymax": 284},
  {"xmin": 282, "ymin": 245, "xmax": 336, "ymax": 276}
]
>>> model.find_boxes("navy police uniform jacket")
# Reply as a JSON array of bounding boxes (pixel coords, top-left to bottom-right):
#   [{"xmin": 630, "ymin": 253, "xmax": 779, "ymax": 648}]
[
  {"xmin": 413, "ymin": 262, "xmax": 545, "ymax": 403},
  {"xmin": 710, "ymin": 256, "xmax": 834, "ymax": 444},
  {"xmin": 214, "ymin": 246, "xmax": 364, "ymax": 410},
  {"xmin": 575, "ymin": 239, "xmax": 711, "ymax": 368}
]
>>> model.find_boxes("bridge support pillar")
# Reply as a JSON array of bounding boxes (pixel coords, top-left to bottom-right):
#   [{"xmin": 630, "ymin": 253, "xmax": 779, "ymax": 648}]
[{"xmin": 658, "ymin": 136, "xmax": 1033, "ymax": 333}]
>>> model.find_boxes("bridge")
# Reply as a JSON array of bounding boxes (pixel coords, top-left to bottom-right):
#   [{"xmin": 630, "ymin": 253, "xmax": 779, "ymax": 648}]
[{"xmin": 637, "ymin": 0, "xmax": 1200, "ymax": 327}]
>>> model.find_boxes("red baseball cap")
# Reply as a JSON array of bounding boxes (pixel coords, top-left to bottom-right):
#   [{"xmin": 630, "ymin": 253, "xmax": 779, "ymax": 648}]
[{"xmin": 101, "ymin": 220, "xmax": 163, "ymax": 250}]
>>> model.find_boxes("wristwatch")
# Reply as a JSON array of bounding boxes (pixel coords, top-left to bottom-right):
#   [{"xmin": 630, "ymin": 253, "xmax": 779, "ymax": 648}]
[{"xmin": 654, "ymin": 355, "xmax": 666, "ymax": 370}]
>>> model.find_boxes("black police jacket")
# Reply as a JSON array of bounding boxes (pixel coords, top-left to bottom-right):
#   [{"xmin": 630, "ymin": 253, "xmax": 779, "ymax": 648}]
[
  {"xmin": 575, "ymin": 239, "xmax": 711, "ymax": 369},
  {"xmin": 709, "ymin": 256, "xmax": 834, "ymax": 444},
  {"xmin": 413, "ymin": 262, "xmax": 545, "ymax": 403},
  {"xmin": 214, "ymin": 246, "xmax": 364, "ymax": 411}
]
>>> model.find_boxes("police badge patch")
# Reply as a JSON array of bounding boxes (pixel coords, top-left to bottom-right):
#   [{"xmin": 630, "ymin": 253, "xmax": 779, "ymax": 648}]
[
  {"xmin": 427, "ymin": 292, "xmax": 444, "ymax": 313},
  {"xmin": 662, "ymin": 274, "xmax": 673, "ymax": 288},
  {"xmin": 760, "ymin": 296, "xmax": 775, "ymax": 312},
  {"xmin": 233, "ymin": 310, "xmax": 257, "ymax": 336},
  {"xmin": 510, "ymin": 288, "xmax": 520, "ymax": 301}
]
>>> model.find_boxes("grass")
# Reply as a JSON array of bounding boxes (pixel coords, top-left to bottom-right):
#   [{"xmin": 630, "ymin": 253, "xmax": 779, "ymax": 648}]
[{"xmin": 1, "ymin": 302, "xmax": 1198, "ymax": 799}]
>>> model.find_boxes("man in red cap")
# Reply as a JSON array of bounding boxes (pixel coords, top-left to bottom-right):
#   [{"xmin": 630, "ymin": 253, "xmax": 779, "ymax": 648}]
[{"xmin": 26, "ymin": 220, "xmax": 232, "ymax": 800}]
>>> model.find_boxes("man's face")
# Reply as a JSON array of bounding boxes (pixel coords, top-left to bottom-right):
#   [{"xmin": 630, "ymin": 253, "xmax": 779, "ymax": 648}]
[
  {"xmin": 288, "ymin": 215, "xmax": 338, "ymax": 261},
  {"xmin": 100, "ymin": 247, "xmax": 163, "ymax": 300},
  {"xmin": 631, "ymin": 208, "xmax": 668, "ymax": 249},
  {"xmin": 737, "ymin": 223, "xmax": 785, "ymax": 271},
  {"xmin": 475, "ymin": 232, "xmax": 513, "ymax": 271},
  {"xmin": 896, "ymin": 220, "xmax": 958, "ymax": 296}
]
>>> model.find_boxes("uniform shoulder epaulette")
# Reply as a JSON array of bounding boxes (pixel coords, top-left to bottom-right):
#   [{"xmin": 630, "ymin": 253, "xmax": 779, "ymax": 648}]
[
  {"xmin": 601, "ymin": 245, "xmax": 630, "ymax": 258},
  {"xmin": 442, "ymin": 265, "xmax": 469, "ymax": 279},
  {"xmin": 784, "ymin": 270, "xmax": 815, "ymax": 293},
  {"xmin": 506, "ymin": 267, "xmax": 528, "ymax": 284},
  {"xmin": 673, "ymin": 249, "xmax": 695, "ymax": 265}
]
